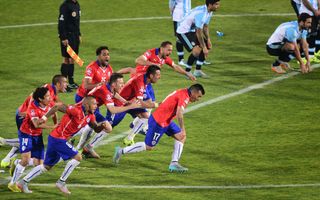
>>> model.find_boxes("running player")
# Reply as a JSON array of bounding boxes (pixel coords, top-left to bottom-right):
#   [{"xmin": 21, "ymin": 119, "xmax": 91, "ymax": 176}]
[
  {"xmin": 16, "ymin": 96, "xmax": 107, "ymax": 194},
  {"xmin": 1, "ymin": 75, "xmax": 67, "ymax": 168},
  {"xmin": 79, "ymin": 73, "xmax": 141, "ymax": 158},
  {"xmin": 8, "ymin": 87, "xmax": 59, "ymax": 192},
  {"xmin": 75, "ymin": 46, "xmax": 113, "ymax": 103},
  {"xmin": 113, "ymin": 84, "xmax": 205, "ymax": 173}
]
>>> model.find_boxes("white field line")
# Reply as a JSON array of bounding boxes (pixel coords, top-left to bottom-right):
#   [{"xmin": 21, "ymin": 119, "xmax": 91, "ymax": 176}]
[
  {"xmin": 0, "ymin": 13, "xmax": 295, "ymax": 30},
  {"xmin": 28, "ymin": 183, "xmax": 320, "ymax": 189},
  {"xmin": 96, "ymin": 64, "xmax": 320, "ymax": 147}
]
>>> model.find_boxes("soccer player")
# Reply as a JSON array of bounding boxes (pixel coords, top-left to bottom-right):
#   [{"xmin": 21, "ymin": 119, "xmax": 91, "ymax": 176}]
[
  {"xmin": 16, "ymin": 96, "xmax": 107, "ymax": 194},
  {"xmin": 8, "ymin": 87, "xmax": 59, "ymax": 192},
  {"xmin": 107, "ymin": 65, "xmax": 161, "ymax": 148},
  {"xmin": 291, "ymin": 0, "xmax": 302, "ymax": 17},
  {"xmin": 58, "ymin": 0, "xmax": 81, "ymax": 92},
  {"xmin": 299, "ymin": 0, "xmax": 320, "ymax": 60},
  {"xmin": 169, "ymin": 0, "xmax": 192, "ymax": 66},
  {"xmin": 266, "ymin": 13, "xmax": 312, "ymax": 74},
  {"xmin": 79, "ymin": 73, "xmax": 141, "ymax": 158},
  {"xmin": 117, "ymin": 41, "xmax": 196, "ymax": 81},
  {"xmin": 1, "ymin": 75, "xmax": 67, "ymax": 168},
  {"xmin": 113, "ymin": 84, "xmax": 205, "ymax": 173},
  {"xmin": 75, "ymin": 46, "xmax": 113, "ymax": 103},
  {"xmin": 176, "ymin": 0, "xmax": 220, "ymax": 78}
]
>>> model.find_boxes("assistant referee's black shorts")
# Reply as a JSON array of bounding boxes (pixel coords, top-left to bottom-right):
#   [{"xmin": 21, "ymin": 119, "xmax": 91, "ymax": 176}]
[{"xmin": 60, "ymin": 33, "xmax": 80, "ymax": 58}]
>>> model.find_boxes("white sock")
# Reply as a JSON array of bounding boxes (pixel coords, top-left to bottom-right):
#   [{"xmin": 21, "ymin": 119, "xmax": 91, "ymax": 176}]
[
  {"xmin": 10, "ymin": 163, "xmax": 25, "ymax": 184},
  {"xmin": 76, "ymin": 125, "xmax": 93, "ymax": 150},
  {"xmin": 23, "ymin": 164, "xmax": 47, "ymax": 183},
  {"xmin": 60, "ymin": 159, "xmax": 80, "ymax": 182},
  {"xmin": 14, "ymin": 159, "xmax": 20, "ymax": 166},
  {"xmin": 171, "ymin": 140, "xmax": 184, "ymax": 163},
  {"xmin": 127, "ymin": 118, "xmax": 148, "ymax": 140},
  {"xmin": 122, "ymin": 142, "xmax": 146, "ymax": 154},
  {"xmin": 2, "ymin": 147, "xmax": 19, "ymax": 162},
  {"xmin": 4, "ymin": 138, "xmax": 20, "ymax": 147},
  {"xmin": 89, "ymin": 131, "xmax": 108, "ymax": 148}
]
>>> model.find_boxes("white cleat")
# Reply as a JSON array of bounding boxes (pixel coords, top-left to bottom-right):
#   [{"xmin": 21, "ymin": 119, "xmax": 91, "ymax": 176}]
[
  {"xmin": 112, "ymin": 146, "xmax": 122, "ymax": 164},
  {"xmin": 17, "ymin": 180, "xmax": 32, "ymax": 193},
  {"xmin": 193, "ymin": 70, "xmax": 209, "ymax": 79},
  {"xmin": 56, "ymin": 180, "xmax": 71, "ymax": 195},
  {"xmin": 178, "ymin": 60, "xmax": 188, "ymax": 67}
]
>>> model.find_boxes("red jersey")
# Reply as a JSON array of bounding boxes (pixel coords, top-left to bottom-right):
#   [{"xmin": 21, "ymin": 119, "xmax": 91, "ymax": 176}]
[
  {"xmin": 116, "ymin": 74, "xmax": 147, "ymax": 105},
  {"xmin": 18, "ymin": 84, "xmax": 57, "ymax": 113},
  {"xmin": 77, "ymin": 61, "xmax": 113, "ymax": 97},
  {"xmin": 87, "ymin": 84, "xmax": 114, "ymax": 107},
  {"xmin": 135, "ymin": 48, "xmax": 174, "ymax": 74},
  {"xmin": 20, "ymin": 101, "xmax": 52, "ymax": 136},
  {"xmin": 152, "ymin": 89, "xmax": 190, "ymax": 127},
  {"xmin": 50, "ymin": 103, "xmax": 96, "ymax": 140}
]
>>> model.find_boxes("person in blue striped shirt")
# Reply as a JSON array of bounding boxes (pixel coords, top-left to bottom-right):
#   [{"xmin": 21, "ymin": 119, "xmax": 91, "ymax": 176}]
[
  {"xmin": 169, "ymin": 0, "xmax": 192, "ymax": 67},
  {"xmin": 266, "ymin": 13, "xmax": 312, "ymax": 74},
  {"xmin": 176, "ymin": 0, "xmax": 220, "ymax": 78}
]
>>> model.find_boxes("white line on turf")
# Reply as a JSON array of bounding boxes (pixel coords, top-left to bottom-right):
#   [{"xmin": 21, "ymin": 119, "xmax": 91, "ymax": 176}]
[
  {"xmin": 0, "ymin": 13, "xmax": 295, "ymax": 30},
  {"xmin": 96, "ymin": 64, "xmax": 320, "ymax": 147},
  {"xmin": 29, "ymin": 183, "xmax": 320, "ymax": 189}
]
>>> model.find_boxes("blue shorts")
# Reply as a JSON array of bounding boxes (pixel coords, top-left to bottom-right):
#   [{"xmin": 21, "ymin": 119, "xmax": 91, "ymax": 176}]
[
  {"xmin": 75, "ymin": 94, "xmax": 83, "ymax": 103},
  {"xmin": 144, "ymin": 115, "xmax": 181, "ymax": 147},
  {"xmin": 44, "ymin": 135, "xmax": 78, "ymax": 166},
  {"xmin": 15, "ymin": 109, "xmax": 24, "ymax": 130},
  {"xmin": 106, "ymin": 108, "xmax": 148, "ymax": 127},
  {"xmin": 18, "ymin": 130, "xmax": 44, "ymax": 160},
  {"xmin": 144, "ymin": 83, "xmax": 156, "ymax": 101}
]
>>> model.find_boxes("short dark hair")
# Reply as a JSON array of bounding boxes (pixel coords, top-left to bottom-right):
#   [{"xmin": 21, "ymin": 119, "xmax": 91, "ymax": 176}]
[
  {"xmin": 33, "ymin": 87, "xmax": 49, "ymax": 102},
  {"xmin": 109, "ymin": 73, "xmax": 123, "ymax": 84},
  {"xmin": 52, "ymin": 74, "xmax": 66, "ymax": 85},
  {"xmin": 96, "ymin": 46, "xmax": 109, "ymax": 56},
  {"xmin": 146, "ymin": 65, "xmax": 161, "ymax": 77},
  {"xmin": 189, "ymin": 84, "xmax": 205, "ymax": 95},
  {"xmin": 160, "ymin": 41, "xmax": 172, "ymax": 48},
  {"xmin": 298, "ymin": 13, "xmax": 312, "ymax": 22},
  {"xmin": 206, "ymin": 0, "xmax": 220, "ymax": 6}
]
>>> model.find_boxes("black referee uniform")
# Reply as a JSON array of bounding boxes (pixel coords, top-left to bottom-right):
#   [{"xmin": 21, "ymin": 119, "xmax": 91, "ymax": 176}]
[{"xmin": 58, "ymin": 0, "xmax": 81, "ymax": 89}]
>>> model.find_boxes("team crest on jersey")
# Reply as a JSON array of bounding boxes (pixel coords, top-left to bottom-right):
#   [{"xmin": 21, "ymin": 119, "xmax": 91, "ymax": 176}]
[
  {"xmin": 87, "ymin": 68, "xmax": 92, "ymax": 76},
  {"xmin": 86, "ymin": 118, "xmax": 90, "ymax": 123},
  {"xmin": 30, "ymin": 109, "xmax": 36, "ymax": 117},
  {"xmin": 72, "ymin": 11, "xmax": 77, "ymax": 17},
  {"xmin": 106, "ymin": 94, "xmax": 112, "ymax": 101}
]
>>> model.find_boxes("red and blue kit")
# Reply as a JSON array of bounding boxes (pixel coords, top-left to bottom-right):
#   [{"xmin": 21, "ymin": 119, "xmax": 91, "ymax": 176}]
[
  {"xmin": 135, "ymin": 48, "xmax": 174, "ymax": 74},
  {"xmin": 77, "ymin": 61, "xmax": 113, "ymax": 98},
  {"xmin": 50, "ymin": 103, "xmax": 96, "ymax": 140}
]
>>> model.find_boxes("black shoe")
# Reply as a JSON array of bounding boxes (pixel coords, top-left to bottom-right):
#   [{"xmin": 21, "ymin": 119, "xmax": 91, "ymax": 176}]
[
  {"xmin": 68, "ymin": 83, "xmax": 79, "ymax": 89},
  {"xmin": 66, "ymin": 86, "xmax": 73, "ymax": 93}
]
